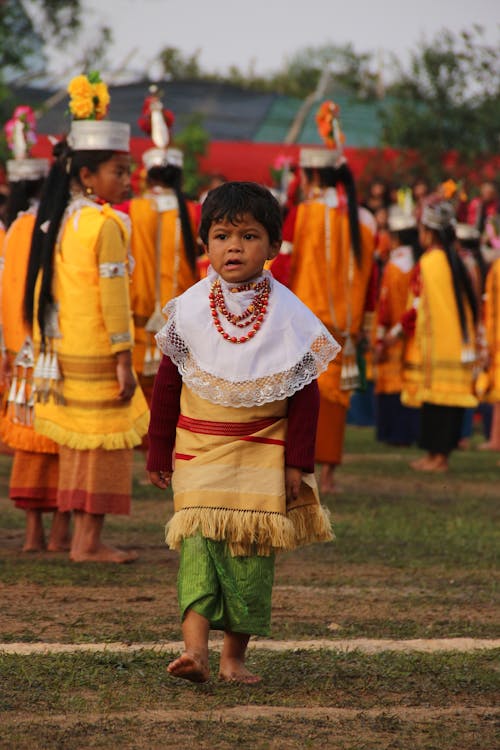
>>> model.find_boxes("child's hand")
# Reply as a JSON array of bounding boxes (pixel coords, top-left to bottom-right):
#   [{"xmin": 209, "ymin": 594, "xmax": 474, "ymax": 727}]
[
  {"xmin": 285, "ymin": 466, "xmax": 302, "ymax": 506},
  {"xmin": 115, "ymin": 350, "xmax": 137, "ymax": 401},
  {"xmin": 148, "ymin": 470, "xmax": 172, "ymax": 489}
]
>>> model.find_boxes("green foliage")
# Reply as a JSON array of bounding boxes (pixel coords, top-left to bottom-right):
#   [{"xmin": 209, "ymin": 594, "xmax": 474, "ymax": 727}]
[
  {"xmin": 381, "ymin": 26, "xmax": 500, "ymax": 176},
  {"xmin": 159, "ymin": 46, "xmax": 203, "ymax": 80},
  {"xmin": 175, "ymin": 115, "xmax": 210, "ymax": 198},
  {"xmin": 155, "ymin": 43, "xmax": 379, "ymax": 99}
]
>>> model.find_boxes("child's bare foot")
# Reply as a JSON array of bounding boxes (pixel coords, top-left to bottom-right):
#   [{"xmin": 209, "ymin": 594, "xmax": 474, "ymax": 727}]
[
  {"xmin": 219, "ymin": 659, "xmax": 261, "ymax": 684},
  {"xmin": 22, "ymin": 541, "xmax": 46, "ymax": 553},
  {"xmin": 167, "ymin": 652, "xmax": 210, "ymax": 683},
  {"xmin": 70, "ymin": 544, "xmax": 138, "ymax": 564},
  {"xmin": 423, "ymin": 455, "xmax": 449, "ymax": 472},
  {"xmin": 47, "ymin": 540, "xmax": 71, "ymax": 552},
  {"xmin": 410, "ymin": 456, "xmax": 428, "ymax": 470}
]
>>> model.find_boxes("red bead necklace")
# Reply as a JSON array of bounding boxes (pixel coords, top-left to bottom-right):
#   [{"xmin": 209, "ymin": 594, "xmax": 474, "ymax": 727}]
[{"xmin": 209, "ymin": 277, "xmax": 270, "ymax": 343}]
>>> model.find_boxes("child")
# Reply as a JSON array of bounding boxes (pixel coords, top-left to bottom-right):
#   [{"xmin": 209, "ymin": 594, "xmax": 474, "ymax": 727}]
[
  {"xmin": 373, "ymin": 206, "xmax": 421, "ymax": 447},
  {"xmin": 24, "ymin": 74, "xmax": 149, "ymax": 562},
  {"xmin": 147, "ymin": 182, "xmax": 339, "ymax": 683},
  {"xmin": 0, "ymin": 107, "xmax": 69, "ymax": 552},
  {"xmin": 401, "ymin": 198, "xmax": 478, "ymax": 472},
  {"xmin": 130, "ymin": 88, "xmax": 198, "ymax": 395}
]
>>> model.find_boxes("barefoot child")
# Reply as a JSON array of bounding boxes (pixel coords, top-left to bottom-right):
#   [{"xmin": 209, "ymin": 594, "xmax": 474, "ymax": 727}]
[
  {"xmin": 24, "ymin": 74, "xmax": 149, "ymax": 562},
  {"xmin": 147, "ymin": 181, "xmax": 339, "ymax": 683}
]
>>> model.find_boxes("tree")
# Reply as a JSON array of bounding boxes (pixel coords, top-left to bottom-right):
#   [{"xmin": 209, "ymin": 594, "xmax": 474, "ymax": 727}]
[
  {"xmin": 381, "ymin": 26, "xmax": 500, "ymax": 178},
  {"xmin": 0, "ymin": 1, "xmax": 113, "ymax": 167},
  {"xmin": 153, "ymin": 43, "xmax": 379, "ymax": 100},
  {"xmin": 274, "ymin": 43, "xmax": 379, "ymax": 99},
  {"xmin": 174, "ymin": 114, "xmax": 210, "ymax": 198},
  {"xmin": 158, "ymin": 47, "xmax": 203, "ymax": 80}
]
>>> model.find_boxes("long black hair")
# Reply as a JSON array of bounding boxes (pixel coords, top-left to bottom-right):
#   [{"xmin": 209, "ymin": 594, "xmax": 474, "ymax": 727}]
[
  {"xmin": 303, "ymin": 162, "xmax": 362, "ymax": 265},
  {"xmin": 147, "ymin": 164, "xmax": 197, "ymax": 272},
  {"xmin": 5, "ymin": 177, "xmax": 45, "ymax": 228},
  {"xmin": 436, "ymin": 224, "xmax": 478, "ymax": 341},
  {"xmin": 23, "ymin": 140, "xmax": 116, "ymax": 343}
]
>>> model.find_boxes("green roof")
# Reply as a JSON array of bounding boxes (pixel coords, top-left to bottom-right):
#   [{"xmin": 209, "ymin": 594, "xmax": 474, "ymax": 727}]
[{"xmin": 254, "ymin": 92, "xmax": 383, "ymax": 146}]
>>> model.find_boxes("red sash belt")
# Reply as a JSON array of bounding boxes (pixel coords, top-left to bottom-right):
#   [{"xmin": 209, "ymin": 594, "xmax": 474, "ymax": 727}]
[{"xmin": 177, "ymin": 414, "xmax": 280, "ymax": 436}]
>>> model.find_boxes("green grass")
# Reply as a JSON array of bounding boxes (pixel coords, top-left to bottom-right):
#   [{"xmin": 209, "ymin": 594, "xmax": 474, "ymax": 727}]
[
  {"xmin": 0, "ymin": 429, "xmax": 498, "ymax": 747},
  {"xmin": 1, "ymin": 649, "xmax": 498, "ymax": 714}
]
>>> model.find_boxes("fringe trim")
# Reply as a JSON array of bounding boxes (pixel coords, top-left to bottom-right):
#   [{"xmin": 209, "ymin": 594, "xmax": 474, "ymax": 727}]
[
  {"xmin": 165, "ymin": 503, "xmax": 334, "ymax": 557},
  {"xmin": 288, "ymin": 503, "xmax": 334, "ymax": 547},
  {"xmin": 34, "ymin": 410, "xmax": 150, "ymax": 451},
  {"xmin": 0, "ymin": 419, "xmax": 58, "ymax": 454},
  {"xmin": 166, "ymin": 507, "xmax": 297, "ymax": 557}
]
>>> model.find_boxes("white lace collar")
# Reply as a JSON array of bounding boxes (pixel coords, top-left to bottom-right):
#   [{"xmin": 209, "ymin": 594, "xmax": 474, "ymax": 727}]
[{"xmin": 156, "ymin": 270, "xmax": 340, "ymax": 407}]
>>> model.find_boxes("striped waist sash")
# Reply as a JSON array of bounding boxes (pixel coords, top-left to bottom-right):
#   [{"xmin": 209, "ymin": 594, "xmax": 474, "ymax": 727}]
[{"xmin": 177, "ymin": 414, "xmax": 280, "ymax": 437}]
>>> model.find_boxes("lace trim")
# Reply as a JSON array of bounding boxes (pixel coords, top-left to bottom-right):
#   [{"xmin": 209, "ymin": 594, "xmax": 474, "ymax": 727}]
[{"xmin": 156, "ymin": 300, "xmax": 340, "ymax": 407}]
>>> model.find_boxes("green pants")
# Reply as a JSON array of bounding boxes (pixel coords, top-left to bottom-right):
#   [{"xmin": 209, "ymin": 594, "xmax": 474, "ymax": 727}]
[{"xmin": 177, "ymin": 535, "xmax": 275, "ymax": 636}]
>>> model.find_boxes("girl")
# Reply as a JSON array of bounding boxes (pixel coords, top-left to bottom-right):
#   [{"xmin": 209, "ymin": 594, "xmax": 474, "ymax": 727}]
[
  {"xmin": 401, "ymin": 198, "xmax": 478, "ymax": 472},
  {"xmin": 24, "ymin": 75, "xmax": 149, "ymax": 562},
  {"xmin": 373, "ymin": 206, "xmax": 421, "ymax": 446},
  {"xmin": 129, "ymin": 145, "xmax": 198, "ymax": 398},
  {"xmin": 0, "ymin": 109, "xmax": 69, "ymax": 551},
  {"xmin": 271, "ymin": 117, "xmax": 375, "ymax": 494}
]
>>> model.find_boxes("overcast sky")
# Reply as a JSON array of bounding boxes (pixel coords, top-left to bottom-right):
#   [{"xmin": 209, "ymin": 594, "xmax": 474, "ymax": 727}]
[{"xmin": 46, "ymin": 0, "xmax": 499, "ymax": 83}]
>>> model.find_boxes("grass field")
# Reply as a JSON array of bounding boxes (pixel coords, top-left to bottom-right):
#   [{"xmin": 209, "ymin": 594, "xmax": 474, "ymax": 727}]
[{"xmin": 0, "ymin": 427, "xmax": 498, "ymax": 749}]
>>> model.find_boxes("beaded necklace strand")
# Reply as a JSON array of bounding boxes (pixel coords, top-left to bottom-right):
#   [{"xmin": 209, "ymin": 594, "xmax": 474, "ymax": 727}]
[{"xmin": 209, "ymin": 277, "xmax": 270, "ymax": 343}]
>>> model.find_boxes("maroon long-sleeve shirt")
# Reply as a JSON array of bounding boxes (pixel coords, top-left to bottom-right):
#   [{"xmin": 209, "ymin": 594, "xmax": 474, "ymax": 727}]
[{"xmin": 147, "ymin": 355, "xmax": 320, "ymax": 474}]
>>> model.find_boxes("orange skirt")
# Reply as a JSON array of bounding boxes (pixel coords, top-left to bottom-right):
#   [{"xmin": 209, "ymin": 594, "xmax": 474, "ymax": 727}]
[
  {"xmin": 10, "ymin": 450, "xmax": 58, "ymax": 512},
  {"xmin": 315, "ymin": 399, "xmax": 347, "ymax": 465},
  {"xmin": 57, "ymin": 447, "xmax": 132, "ymax": 515}
]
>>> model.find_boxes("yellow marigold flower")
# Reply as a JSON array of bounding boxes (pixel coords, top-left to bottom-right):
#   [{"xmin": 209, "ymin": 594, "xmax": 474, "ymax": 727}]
[
  {"xmin": 93, "ymin": 82, "xmax": 110, "ymax": 120},
  {"xmin": 67, "ymin": 75, "xmax": 94, "ymax": 100},
  {"xmin": 69, "ymin": 97, "xmax": 94, "ymax": 120}
]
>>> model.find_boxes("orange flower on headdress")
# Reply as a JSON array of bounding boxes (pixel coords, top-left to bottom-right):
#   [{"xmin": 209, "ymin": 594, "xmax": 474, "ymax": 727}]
[
  {"xmin": 315, "ymin": 100, "xmax": 345, "ymax": 149},
  {"xmin": 93, "ymin": 82, "xmax": 110, "ymax": 120},
  {"xmin": 440, "ymin": 179, "xmax": 467, "ymax": 203},
  {"xmin": 67, "ymin": 72, "xmax": 110, "ymax": 121}
]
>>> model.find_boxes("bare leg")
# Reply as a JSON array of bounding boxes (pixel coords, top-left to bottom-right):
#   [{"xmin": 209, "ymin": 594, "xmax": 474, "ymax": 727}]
[
  {"xmin": 70, "ymin": 512, "xmax": 138, "ymax": 563},
  {"xmin": 219, "ymin": 631, "xmax": 261, "ymax": 684},
  {"xmin": 23, "ymin": 509, "xmax": 45, "ymax": 552},
  {"xmin": 47, "ymin": 511, "xmax": 72, "ymax": 552},
  {"xmin": 69, "ymin": 510, "xmax": 84, "ymax": 559},
  {"xmin": 319, "ymin": 463, "xmax": 339, "ymax": 494},
  {"xmin": 478, "ymin": 403, "xmax": 500, "ymax": 450},
  {"xmin": 167, "ymin": 609, "xmax": 210, "ymax": 682}
]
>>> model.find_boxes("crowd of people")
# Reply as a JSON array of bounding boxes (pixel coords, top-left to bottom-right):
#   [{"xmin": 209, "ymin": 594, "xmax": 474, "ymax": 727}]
[
  {"xmin": 0, "ymin": 80, "xmax": 498, "ymax": 682},
  {"xmin": 346, "ymin": 174, "xmax": 500, "ymax": 474}
]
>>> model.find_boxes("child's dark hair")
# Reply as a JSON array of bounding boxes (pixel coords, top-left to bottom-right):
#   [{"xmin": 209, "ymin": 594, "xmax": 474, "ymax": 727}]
[
  {"xmin": 303, "ymin": 163, "xmax": 362, "ymax": 264},
  {"xmin": 147, "ymin": 164, "xmax": 196, "ymax": 272},
  {"xmin": 5, "ymin": 177, "xmax": 45, "ymax": 228},
  {"xmin": 24, "ymin": 140, "xmax": 117, "ymax": 341},
  {"xmin": 199, "ymin": 182, "xmax": 282, "ymax": 246}
]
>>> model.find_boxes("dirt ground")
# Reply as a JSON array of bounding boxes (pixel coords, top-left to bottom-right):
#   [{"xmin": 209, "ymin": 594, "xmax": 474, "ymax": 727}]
[{"xmin": 1, "ymin": 441, "xmax": 499, "ymax": 748}]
